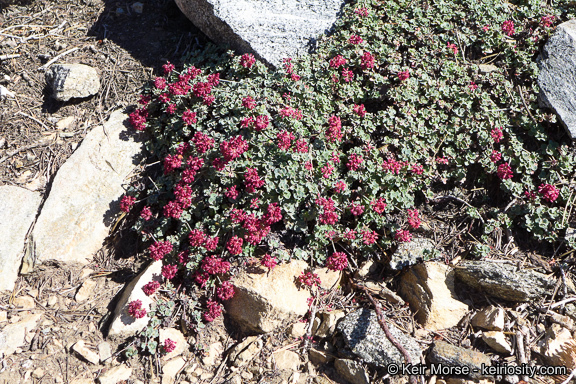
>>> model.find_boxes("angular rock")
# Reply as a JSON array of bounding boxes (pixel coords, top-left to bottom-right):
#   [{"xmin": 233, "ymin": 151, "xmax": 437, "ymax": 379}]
[
  {"xmin": 227, "ymin": 336, "xmax": 261, "ymax": 367},
  {"xmin": 453, "ymin": 261, "xmax": 556, "ymax": 302},
  {"xmin": 0, "ymin": 313, "xmax": 43, "ymax": 356},
  {"xmin": 309, "ymin": 348, "xmax": 333, "ymax": 365},
  {"xmin": 334, "ymin": 359, "xmax": 369, "ymax": 384},
  {"xmin": 288, "ymin": 322, "xmax": 307, "ymax": 338},
  {"xmin": 273, "ymin": 350, "xmax": 300, "ymax": 371},
  {"xmin": 481, "ymin": 331, "xmax": 512, "ymax": 354},
  {"xmin": 45, "ymin": 64, "xmax": 100, "ymax": 101},
  {"xmin": 98, "ymin": 342, "xmax": 113, "ymax": 363},
  {"xmin": 225, "ymin": 260, "xmax": 311, "ymax": 333},
  {"xmin": 13, "ymin": 296, "xmax": 35, "ymax": 310},
  {"xmin": 538, "ymin": 20, "xmax": 576, "ymax": 139},
  {"xmin": 24, "ymin": 111, "xmax": 143, "ymax": 270},
  {"xmin": 202, "ymin": 342, "xmax": 223, "ymax": 366},
  {"xmin": 399, "ymin": 262, "xmax": 468, "ymax": 331},
  {"xmin": 0, "ymin": 186, "xmax": 42, "ymax": 292},
  {"xmin": 72, "ymin": 340, "xmax": 100, "ymax": 365},
  {"xmin": 428, "ymin": 341, "xmax": 492, "ymax": 379},
  {"xmin": 108, "ymin": 260, "xmax": 163, "ymax": 338},
  {"xmin": 388, "ymin": 238, "xmax": 435, "ymax": 271},
  {"xmin": 313, "ymin": 267, "xmax": 341, "ymax": 290},
  {"xmin": 363, "ymin": 281, "xmax": 405, "ymax": 305},
  {"xmin": 471, "ymin": 306, "xmax": 505, "ymax": 331},
  {"xmin": 314, "ymin": 309, "xmax": 345, "ymax": 338},
  {"xmin": 336, "ymin": 308, "xmax": 422, "ymax": 367},
  {"xmin": 97, "ymin": 364, "xmax": 132, "ymax": 384},
  {"xmin": 173, "ymin": 0, "xmax": 346, "ymax": 67},
  {"xmin": 75, "ymin": 279, "xmax": 97, "ymax": 302},
  {"xmin": 159, "ymin": 328, "xmax": 187, "ymax": 360},
  {"xmin": 354, "ymin": 260, "xmax": 379, "ymax": 279},
  {"xmin": 538, "ymin": 324, "xmax": 576, "ymax": 368},
  {"xmin": 162, "ymin": 357, "xmax": 186, "ymax": 384}
]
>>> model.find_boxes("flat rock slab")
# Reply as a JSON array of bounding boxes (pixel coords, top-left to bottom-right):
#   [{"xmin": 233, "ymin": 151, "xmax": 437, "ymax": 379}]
[
  {"xmin": 336, "ymin": 308, "xmax": 422, "ymax": 367},
  {"xmin": 454, "ymin": 260, "xmax": 556, "ymax": 302},
  {"xmin": 0, "ymin": 186, "xmax": 42, "ymax": 292},
  {"xmin": 538, "ymin": 20, "xmax": 576, "ymax": 139},
  {"xmin": 46, "ymin": 63, "xmax": 100, "ymax": 101},
  {"xmin": 174, "ymin": 0, "xmax": 346, "ymax": 67},
  {"xmin": 23, "ymin": 111, "xmax": 143, "ymax": 271}
]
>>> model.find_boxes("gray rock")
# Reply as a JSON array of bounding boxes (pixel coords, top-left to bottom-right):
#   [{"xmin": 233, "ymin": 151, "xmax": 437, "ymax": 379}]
[
  {"xmin": 477, "ymin": 64, "xmax": 499, "ymax": 74},
  {"xmin": 23, "ymin": 111, "xmax": 144, "ymax": 271},
  {"xmin": 0, "ymin": 186, "xmax": 42, "ymax": 292},
  {"xmin": 336, "ymin": 308, "xmax": 422, "ymax": 367},
  {"xmin": 388, "ymin": 237, "xmax": 435, "ymax": 271},
  {"xmin": 173, "ymin": 0, "xmax": 346, "ymax": 68},
  {"xmin": 538, "ymin": 20, "xmax": 576, "ymax": 139},
  {"xmin": 334, "ymin": 359, "xmax": 369, "ymax": 384},
  {"xmin": 428, "ymin": 341, "xmax": 492, "ymax": 379},
  {"xmin": 454, "ymin": 261, "xmax": 556, "ymax": 302},
  {"xmin": 45, "ymin": 64, "xmax": 100, "ymax": 101}
]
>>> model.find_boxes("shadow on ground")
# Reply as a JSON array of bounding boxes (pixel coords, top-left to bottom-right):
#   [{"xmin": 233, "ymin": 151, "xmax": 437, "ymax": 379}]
[{"xmin": 88, "ymin": 0, "xmax": 211, "ymax": 71}]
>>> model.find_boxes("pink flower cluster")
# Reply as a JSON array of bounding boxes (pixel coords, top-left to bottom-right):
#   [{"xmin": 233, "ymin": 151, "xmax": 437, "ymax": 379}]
[
  {"xmin": 326, "ymin": 252, "xmax": 348, "ymax": 271},
  {"xmin": 398, "ymin": 70, "xmax": 410, "ymax": 81},
  {"xmin": 395, "ymin": 229, "xmax": 412, "ymax": 242},
  {"xmin": 334, "ymin": 180, "xmax": 347, "ymax": 193},
  {"xmin": 353, "ymin": 104, "xmax": 366, "ymax": 117},
  {"xmin": 227, "ymin": 236, "xmax": 244, "ymax": 255},
  {"xmin": 491, "ymin": 127, "xmax": 504, "ymax": 143},
  {"xmin": 371, "ymin": 198, "xmax": 387, "ymax": 214},
  {"xmin": 347, "ymin": 153, "xmax": 363, "ymax": 171},
  {"xmin": 354, "ymin": 7, "xmax": 369, "ymax": 17},
  {"xmin": 326, "ymin": 115, "xmax": 343, "ymax": 142},
  {"xmin": 538, "ymin": 183, "xmax": 559, "ymax": 203},
  {"xmin": 277, "ymin": 130, "xmax": 295, "ymax": 150},
  {"xmin": 128, "ymin": 300, "xmax": 146, "ymax": 318},
  {"xmin": 382, "ymin": 157, "xmax": 405, "ymax": 174},
  {"xmin": 497, "ymin": 163, "xmax": 513, "ymax": 180},
  {"xmin": 140, "ymin": 206, "xmax": 152, "ymax": 220},
  {"xmin": 129, "ymin": 108, "xmax": 148, "ymax": 131},
  {"xmin": 349, "ymin": 202, "xmax": 364, "ymax": 216},
  {"xmin": 490, "ymin": 150, "xmax": 502, "ymax": 163},
  {"xmin": 279, "ymin": 106, "xmax": 303, "ymax": 120},
  {"xmin": 203, "ymin": 300, "xmax": 222, "ymax": 322},
  {"xmin": 362, "ymin": 229, "xmax": 378, "ymax": 245},
  {"xmin": 316, "ymin": 197, "xmax": 339, "ymax": 225},
  {"xmin": 330, "ymin": 55, "xmax": 347, "ymax": 68},
  {"xmin": 149, "ymin": 241, "xmax": 173, "ymax": 261},
  {"xmin": 216, "ymin": 281, "xmax": 235, "ymax": 301},
  {"xmin": 120, "ymin": 195, "xmax": 135, "ymax": 213},
  {"xmin": 502, "ymin": 20, "xmax": 515, "ymax": 36},
  {"xmin": 162, "ymin": 264, "xmax": 178, "ymax": 280},
  {"xmin": 407, "ymin": 209, "xmax": 421, "ymax": 229},
  {"xmin": 349, "ymin": 34, "xmax": 363, "ymax": 45},
  {"xmin": 244, "ymin": 168, "xmax": 265, "ymax": 192},
  {"xmin": 182, "ymin": 156, "xmax": 204, "ymax": 183},
  {"xmin": 298, "ymin": 271, "xmax": 321, "ymax": 287},
  {"xmin": 191, "ymin": 132, "xmax": 215, "ymax": 154},
  {"xmin": 162, "ymin": 339, "xmax": 177, "ymax": 353},
  {"xmin": 142, "ymin": 280, "xmax": 160, "ymax": 296},
  {"xmin": 447, "ymin": 42, "xmax": 458, "ymax": 55},
  {"xmin": 261, "ymin": 254, "xmax": 277, "ymax": 270},
  {"xmin": 163, "ymin": 154, "xmax": 182, "ymax": 175},
  {"xmin": 240, "ymin": 53, "xmax": 256, "ymax": 68},
  {"xmin": 242, "ymin": 96, "xmax": 256, "ymax": 110}
]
